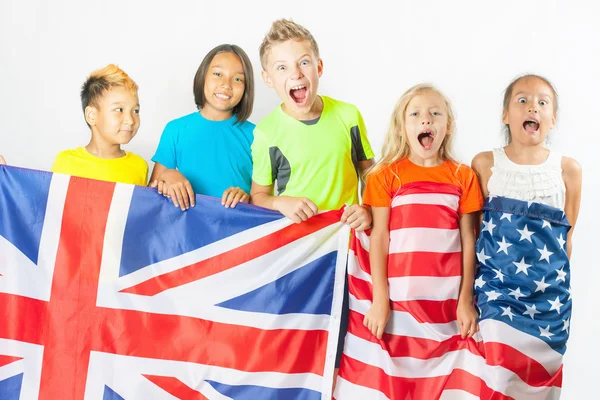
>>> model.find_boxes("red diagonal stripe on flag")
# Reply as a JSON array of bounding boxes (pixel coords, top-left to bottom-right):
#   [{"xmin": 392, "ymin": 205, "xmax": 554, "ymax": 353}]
[
  {"xmin": 120, "ymin": 210, "xmax": 343, "ymax": 296},
  {"xmin": 144, "ymin": 375, "xmax": 208, "ymax": 399},
  {"xmin": 0, "ymin": 355, "xmax": 22, "ymax": 368}
]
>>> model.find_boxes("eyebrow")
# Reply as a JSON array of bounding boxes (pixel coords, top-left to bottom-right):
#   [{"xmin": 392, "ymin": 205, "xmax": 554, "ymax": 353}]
[
  {"xmin": 272, "ymin": 54, "xmax": 311, "ymax": 65},
  {"xmin": 110, "ymin": 102, "xmax": 140, "ymax": 107},
  {"xmin": 514, "ymin": 91, "xmax": 552, "ymax": 99},
  {"xmin": 210, "ymin": 65, "xmax": 244, "ymax": 74}
]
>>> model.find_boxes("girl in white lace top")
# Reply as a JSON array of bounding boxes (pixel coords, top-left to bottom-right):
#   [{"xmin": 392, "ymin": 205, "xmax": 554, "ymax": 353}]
[{"xmin": 472, "ymin": 74, "xmax": 582, "ymax": 258}]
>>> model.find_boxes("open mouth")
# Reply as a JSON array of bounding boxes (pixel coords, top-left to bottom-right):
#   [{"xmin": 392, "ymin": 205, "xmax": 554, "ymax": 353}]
[
  {"xmin": 289, "ymin": 85, "xmax": 308, "ymax": 105},
  {"xmin": 214, "ymin": 93, "xmax": 231, "ymax": 100},
  {"xmin": 418, "ymin": 131, "xmax": 435, "ymax": 149},
  {"xmin": 523, "ymin": 119, "xmax": 539, "ymax": 133}
]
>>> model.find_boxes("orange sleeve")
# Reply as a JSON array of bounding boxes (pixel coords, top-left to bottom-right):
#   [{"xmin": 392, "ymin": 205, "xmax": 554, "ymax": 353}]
[
  {"xmin": 458, "ymin": 166, "xmax": 484, "ymax": 214},
  {"xmin": 363, "ymin": 167, "xmax": 396, "ymax": 207}
]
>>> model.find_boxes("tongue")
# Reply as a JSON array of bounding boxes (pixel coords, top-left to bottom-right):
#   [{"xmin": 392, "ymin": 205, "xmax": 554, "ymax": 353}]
[
  {"xmin": 420, "ymin": 135, "xmax": 434, "ymax": 147},
  {"xmin": 524, "ymin": 122, "xmax": 539, "ymax": 133},
  {"xmin": 291, "ymin": 88, "xmax": 307, "ymax": 103}
]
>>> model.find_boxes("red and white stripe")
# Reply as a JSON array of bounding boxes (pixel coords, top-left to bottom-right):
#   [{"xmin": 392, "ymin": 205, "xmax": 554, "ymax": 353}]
[{"xmin": 335, "ymin": 182, "xmax": 562, "ymax": 400}]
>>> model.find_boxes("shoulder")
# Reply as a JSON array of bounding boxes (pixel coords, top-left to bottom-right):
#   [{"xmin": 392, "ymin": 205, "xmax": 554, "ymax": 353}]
[
  {"xmin": 470, "ymin": 151, "xmax": 494, "ymax": 173},
  {"xmin": 323, "ymin": 96, "xmax": 361, "ymax": 118},
  {"xmin": 561, "ymin": 155, "xmax": 582, "ymax": 183},
  {"xmin": 53, "ymin": 147, "xmax": 84, "ymax": 163},
  {"xmin": 236, "ymin": 119, "xmax": 256, "ymax": 135},
  {"xmin": 164, "ymin": 112, "xmax": 199, "ymax": 131}
]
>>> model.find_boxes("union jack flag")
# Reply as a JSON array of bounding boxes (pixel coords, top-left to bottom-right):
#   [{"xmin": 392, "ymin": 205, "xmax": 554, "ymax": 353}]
[{"xmin": 0, "ymin": 165, "xmax": 349, "ymax": 399}]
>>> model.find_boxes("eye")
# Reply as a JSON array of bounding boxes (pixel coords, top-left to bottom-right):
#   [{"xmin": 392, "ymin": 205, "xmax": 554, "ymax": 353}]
[
  {"xmin": 518, "ymin": 97, "xmax": 527, "ymax": 104},
  {"xmin": 409, "ymin": 112, "xmax": 418, "ymax": 117},
  {"xmin": 234, "ymin": 77, "xmax": 244, "ymax": 83},
  {"xmin": 277, "ymin": 65, "xmax": 286, "ymax": 71},
  {"xmin": 115, "ymin": 107, "xmax": 123, "ymax": 112},
  {"xmin": 432, "ymin": 111, "xmax": 441, "ymax": 116},
  {"xmin": 134, "ymin": 109, "xmax": 140, "ymax": 114},
  {"xmin": 213, "ymin": 72, "xmax": 222, "ymax": 77},
  {"xmin": 301, "ymin": 60, "xmax": 310, "ymax": 66},
  {"xmin": 539, "ymin": 100, "xmax": 547, "ymax": 106}
]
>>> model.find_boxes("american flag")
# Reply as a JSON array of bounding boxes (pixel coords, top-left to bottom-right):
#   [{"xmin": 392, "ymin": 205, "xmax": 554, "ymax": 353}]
[
  {"xmin": 335, "ymin": 181, "xmax": 480, "ymax": 400},
  {"xmin": 474, "ymin": 195, "xmax": 571, "ymax": 399},
  {"xmin": 334, "ymin": 181, "xmax": 571, "ymax": 400},
  {"xmin": 0, "ymin": 165, "xmax": 349, "ymax": 399}
]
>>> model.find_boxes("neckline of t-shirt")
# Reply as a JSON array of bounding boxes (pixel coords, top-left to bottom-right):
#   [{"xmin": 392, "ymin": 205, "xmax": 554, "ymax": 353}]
[
  {"xmin": 278, "ymin": 95, "xmax": 326, "ymax": 126},
  {"xmin": 403, "ymin": 157, "xmax": 451, "ymax": 169},
  {"xmin": 500, "ymin": 147, "xmax": 553, "ymax": 168},
  {"xmin": 196, "ymin": 111, "xmax": 237, "ymax": 125},
  {"xmin": 80, "ymin": 147, "xmax": 130, "ymax": 162}
]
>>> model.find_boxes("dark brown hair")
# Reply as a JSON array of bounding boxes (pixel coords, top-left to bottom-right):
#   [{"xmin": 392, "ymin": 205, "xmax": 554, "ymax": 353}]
[
  {"xmin": 193, "ymin": 44, "xmax": 254, "ymax": 124},
  {"xmin": 502, "ymin": 74, "xmax": 558, "ymax": 142}
]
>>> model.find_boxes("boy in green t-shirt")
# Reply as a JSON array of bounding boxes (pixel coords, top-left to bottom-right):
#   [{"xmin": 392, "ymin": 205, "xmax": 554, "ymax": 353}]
[{"xmin": 250, "ymin": 18, "xmax": 375, "ymax": 387}]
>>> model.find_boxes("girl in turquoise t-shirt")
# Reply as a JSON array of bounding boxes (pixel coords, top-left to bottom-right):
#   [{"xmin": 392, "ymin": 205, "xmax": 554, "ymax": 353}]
[{"xmin": 150, "ymin": 44, "xmax": 255, "ymax": 210}]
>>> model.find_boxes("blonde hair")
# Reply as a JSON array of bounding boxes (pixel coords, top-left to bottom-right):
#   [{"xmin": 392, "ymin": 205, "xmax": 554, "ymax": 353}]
[
  {"xmin": 368, "ymin": 83, "xmax": 457, "ymax": 177},
  {"xmin": 81, "ymin": 64, "xmax": 138, "ymax": 113},
  {"xmin": 259, "ymin": 19, "xmax": 320, "ymax": 70}
]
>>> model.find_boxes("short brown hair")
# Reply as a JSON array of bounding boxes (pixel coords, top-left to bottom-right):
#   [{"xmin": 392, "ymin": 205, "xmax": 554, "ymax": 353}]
[
  {"xmin": 502, "ymin": 74, "xmax": 558, "ymax": 143},
  {"xmin": 193, "ymin": 44, "xmax": 254, "ymax": 124},
  {"xmin": 259, "ymin": 19, "xmax": 320, "ymax": 70},
  {"xmin": 81, "ymin": 64, "xmax": 138, "ymax": 113}
]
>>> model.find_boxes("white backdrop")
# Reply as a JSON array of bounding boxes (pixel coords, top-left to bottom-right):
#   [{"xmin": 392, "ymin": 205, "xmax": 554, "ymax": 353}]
[{"xmin": 1, "ymin": 0, "xmax": 598, "ymax": 397}]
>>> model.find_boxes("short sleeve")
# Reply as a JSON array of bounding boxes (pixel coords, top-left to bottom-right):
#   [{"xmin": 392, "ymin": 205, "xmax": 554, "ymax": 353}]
[
  {"xmin": 251, "ymin": 127, "xmax": 273, "ymax": 186},
  {"xmin": 51, "ymin": 151, "xmax": 68, "ymax": 174},
  {"xmin": 458, "ymin": 166, "xmax": 484, "ymax": 214},
  {"xmin": 151, "ymin": 121, "xmax": 178, "ymax": 169},
  {"xmin": 363, "ymin": 167, "xmax": 396, "ymax": 207},
  {"xmin": 352, "ymin": 109, "xmax": 375, "ymax": 161}
]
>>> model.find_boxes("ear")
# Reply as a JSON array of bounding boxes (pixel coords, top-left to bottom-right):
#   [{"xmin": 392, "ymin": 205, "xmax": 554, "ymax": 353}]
[
  {"xmin": 85, "ymin": 105, "xmax": 97, "ymax": 126},
  {"xmin": 501, "ymin": 109, "xmax": 509, "ymax": 125},
  {"xmin": 317, "ymin": 58, "xmax": 323, "ymax": 78},
  {"xmin": 550, "ymin": 113, "xmax": 556, "ymax": 129},
  {"xmin": 261, "ymin": 70, "xmax": 273, "ymax": 88}
]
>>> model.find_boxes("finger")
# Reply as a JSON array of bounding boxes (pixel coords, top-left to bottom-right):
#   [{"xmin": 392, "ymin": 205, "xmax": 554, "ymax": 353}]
[
  {"xmin": 224, "ymin": 190, "xmax": 235, "ymax": 208},
  {"xmin": 340, "ymin": 207, "xmax": 351, "ymax": 223},
  {"xmin": 363, "ymin": 316, "xmax": 369, "ymax": 327},
  {"xmin": 354, "ymin": 219, "xmax": 371, "ymax": 232},
  {"xmin": 376, "ymin": 324, "xmax": 384, "ymax": 340},
  {"xmin": 221, "ymin": 188, "xmax": 232, "ymax": 205},
  {"xmin": 157, "ymin": 181, "xmax": 164, "ymax": 195},
  {"xmin": 304, "ymin": 199, "xmax": 318, "ymax": 215},
  {"xmin": 301, "ymin": 203, "xmax": 317, "ymax": 219},
  {"xmin": 240, "ymin": 193, "xmax": 249, "ymax": 204},
  {"xmin": 349, "ymin": 216, "xmax": 363, "ymax": 230},
  {"xmin": 0, "ymin": 155, "xmax": 6, "ymax": 165},
  {"xmin": 149, "ymin": 180, "xmax": 158, "ymax": 188},
  {"xmin": 174, "ymin": 186, "xmax": 187, "ymax": 209},
  {"xmin": 169, "ymin": 188, "xmax": 180, "ymax": 208},
  {"xmin": 296, "ymin": 208, "xmax": 309, "ymax": 222},
  {"xmin": 467, "ymin": 322, "xmax": 475, "ymax": 338},
  {"xmin": 229, "ymin": 192, "xmax": 245, "ymax": 208},
  {"xmin": 185, "ymin": 182, "xmax": 195, "ymax": 207},
  {"xmin": 177, "ymin": 184, "xmax": 190, "ymax": 209},
  {"xmin": 458, "ymin": 320, "xmax": 467, "ymax": 339},
  {"xmin": 287, "ymin": 212, "xmax": 302, "ymax": 224}
]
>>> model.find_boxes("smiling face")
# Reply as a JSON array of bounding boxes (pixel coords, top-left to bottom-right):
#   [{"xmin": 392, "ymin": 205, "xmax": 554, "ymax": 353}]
[
  {"xmin": 404, "ymin": 91, "xmax": 449, "ymax": 164},
  {"xmin": 261, "ymin": 39, "xmax": 323, "ymax": 120},
  {"xmin": 201, "ymin": 52, "xmax": 246, "ymax": 120},
  {"xmin": 503, "ymin": 76, "xmax": 556, "ymax": 146}
]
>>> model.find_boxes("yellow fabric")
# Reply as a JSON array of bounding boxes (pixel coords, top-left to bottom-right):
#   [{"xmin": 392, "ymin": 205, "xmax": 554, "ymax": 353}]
[{"xmin": 51, "ymin": 147, "xmax": 148, "ymax": 186}]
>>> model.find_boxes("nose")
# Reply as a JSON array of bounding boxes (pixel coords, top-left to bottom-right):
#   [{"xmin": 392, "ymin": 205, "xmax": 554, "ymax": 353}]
[
  {"xmin": 528, "ymin": 105, "xmax": 539, "ymax": 113},
  {"xmin": 421, "ymin": 117, "xmax": 432, "ymax": 125},
  {"xmin": 290, "ymin": 64, "xmax": 304, "ymax": 80}
]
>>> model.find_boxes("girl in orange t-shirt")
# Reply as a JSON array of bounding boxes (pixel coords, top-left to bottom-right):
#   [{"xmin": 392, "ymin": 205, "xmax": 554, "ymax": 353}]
[{"xmin": 335, "ymin": 84, "xmax": 484, "ymax": 399}]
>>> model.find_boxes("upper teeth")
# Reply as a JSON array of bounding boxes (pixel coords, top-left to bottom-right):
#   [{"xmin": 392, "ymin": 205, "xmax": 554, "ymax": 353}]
[
  {"xmin": 215, "ymin": 93, "xmax": 230, "ymax": 99},
  {"xmin": 291, "ymin": 85, "xmax": 306, "ymax": 90}
]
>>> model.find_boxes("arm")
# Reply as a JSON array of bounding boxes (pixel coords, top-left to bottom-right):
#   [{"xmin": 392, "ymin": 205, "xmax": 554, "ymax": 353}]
[
  {"xmin": 340, "ymin": 158, "xmax": 375, "ymax": 231},
  {"xmin": 250, "ymin": 181, "xmax": 318, "ymax": 223},
  {"xmin": 562, "ymin": 157, "xmax": 582, "ymax": 259},
  {"xmin": 149, "ymin": 162, "xmax": 195, "ymax": 210},
  {"xmin": 363, "ymin": 206, "xmax": 391, "ymax": 339},
  {"xmin": 457, "ymin": 212, "xmax": 479, "ymax": 339},
  {"xmin": 471, "ymin": 151, "xmax": 494, "ymax": 238}
]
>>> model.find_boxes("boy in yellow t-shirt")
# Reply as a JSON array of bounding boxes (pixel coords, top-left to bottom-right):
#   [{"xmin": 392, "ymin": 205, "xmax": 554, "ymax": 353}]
[{"xmin": 51, "ymin": 64, "xmax": 148, "ymax": 185}]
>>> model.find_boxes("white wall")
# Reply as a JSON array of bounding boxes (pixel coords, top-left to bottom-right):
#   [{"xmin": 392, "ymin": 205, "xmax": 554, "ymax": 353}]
[{"xmin": 1, "ymin": 0, "xmax": 598, "ymax": 397}]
